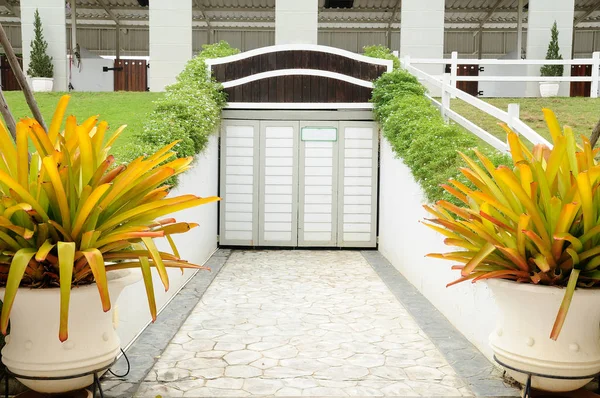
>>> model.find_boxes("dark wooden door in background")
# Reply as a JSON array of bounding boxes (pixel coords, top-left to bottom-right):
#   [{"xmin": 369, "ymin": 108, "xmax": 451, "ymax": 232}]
[
  {"xmin": 114, "ymin": 59, "xmax": 147, "ymax": 91},
  {"xmin": 570, "ymin": 64, "xmax": 591, "ymax": 97},
  {"xmin": 1, "ymin": 55, "xmax": 22, "ymax": 91},
  {"xmin": 445, "ymin": 64, "xmax": 480, "ymax": 96}
]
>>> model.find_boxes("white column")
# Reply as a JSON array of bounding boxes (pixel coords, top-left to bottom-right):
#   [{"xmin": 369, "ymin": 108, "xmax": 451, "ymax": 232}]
[
  {"xmin": 149, "ymin": 0, "xmax": 192, "ymax": 92},
  {"xmin": 275, "ymin": 0, "xmax": 318, "ymax": 45},
  {"xmin": 20, "ymin": 0, "xmax": 68, "ymax": 91},
  {"xmin": 526, "ymin": 0, "xmax": 575, "ymax": 97},
  {"xmin": 400, "ymin": 0, "xmax": 444, "ymax": 95}
]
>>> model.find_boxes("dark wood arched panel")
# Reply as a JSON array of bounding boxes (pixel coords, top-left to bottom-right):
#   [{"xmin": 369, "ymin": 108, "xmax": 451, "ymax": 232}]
[
  {"xmin": 208, "ymin": 46, "xmax": 392, "ymax": 104},
  {"xmin": 223, "ymin": 75, "xmax": 373, "ymax": 103},
  {"xmin": 212, "ymin": 50, "xmax": 388, "ymax": 83}
]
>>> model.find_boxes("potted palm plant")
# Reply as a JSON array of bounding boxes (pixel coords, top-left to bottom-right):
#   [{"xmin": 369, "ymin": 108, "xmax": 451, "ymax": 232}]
[
  {"xmin": 27, "ymin": 9, "xmax": 54, "ymax": 92},
  {"xmin": 425, "ymin": 110, "xmax": 600, "ymax": 392},
  {"xmin": 539, "ymin": 21, "xmax": 563, "ymax": 97},
  {"xmin": 0, "ymin": 95, "xmax": 219, "ymax": 393}
]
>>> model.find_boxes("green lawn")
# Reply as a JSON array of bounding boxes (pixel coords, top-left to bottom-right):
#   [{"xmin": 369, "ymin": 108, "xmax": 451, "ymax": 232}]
[
  {"xmin": 2, "ymin": 91, "xmax": 161, "ymax": 160},
  {"xmin": 449, "ymin": 97, "xmax": 600, "ymax": 145}
]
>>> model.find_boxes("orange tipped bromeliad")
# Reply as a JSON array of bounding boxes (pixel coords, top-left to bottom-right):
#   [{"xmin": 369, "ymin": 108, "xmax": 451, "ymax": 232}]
[
  {"xmin": 425, "ymin": 108, "xmax": 600, "ymax": 341},
  {"xmin": 0, "ymin": 95, "xmax": 219, "ymax": 342}
]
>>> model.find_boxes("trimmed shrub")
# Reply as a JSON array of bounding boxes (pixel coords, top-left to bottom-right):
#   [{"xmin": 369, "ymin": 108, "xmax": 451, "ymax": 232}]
[
  {"xmin": 540, "ymin": 21, "xmax": 564, "ymax": 77},
  {"xmin": 363, "ymin": 45, "xmax": 400, "ymax": 70},
  {"xmin": 121, "ymin": 41, "xmax": 239, "ymax": 176},
  {"xmin": 28, "ymin": 9, "xmax": 53, "ymax": 78},
  {"xmin": 370, "ymin": 49, "xmax": 511, "ymax": 205}
]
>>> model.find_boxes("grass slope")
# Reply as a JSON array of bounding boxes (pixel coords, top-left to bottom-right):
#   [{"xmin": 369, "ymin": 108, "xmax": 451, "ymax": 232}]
[
  {"xmin": 2, "ymin": 91, "xmax": 161, "ymax": 161},
  {"xmin": 451, "ymin": 97, "xmax": 600, "ymax": 144}
]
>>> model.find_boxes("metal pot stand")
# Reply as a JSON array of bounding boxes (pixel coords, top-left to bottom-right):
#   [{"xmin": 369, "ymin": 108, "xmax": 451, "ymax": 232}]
[
  {"xmin": 0, "ymin": 349, "xmax": 130, "ymax": 398},
  {"xmin": 494, "ymin": 355, "xmax": 600, "ymax": 398}
]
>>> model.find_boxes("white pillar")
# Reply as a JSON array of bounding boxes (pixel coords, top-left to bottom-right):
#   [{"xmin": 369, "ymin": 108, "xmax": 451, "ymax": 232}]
[
  {"xmin": 400, "ymin": 0, "xmax": 444, "ymax": 95},
  {"xmin": 149, "ymin": 0, "xmax": 192, "ymax": 92},
  {"xmin": 275, "ymin": 0, "xmax": 318, "ymax": 45},
  {"xmin": 20, "ymin": 0, "xmax": 68, "ymax": 91},
  {"xmin": 526, "ymin": 0, "xmax": 574, "ymax": 97}
]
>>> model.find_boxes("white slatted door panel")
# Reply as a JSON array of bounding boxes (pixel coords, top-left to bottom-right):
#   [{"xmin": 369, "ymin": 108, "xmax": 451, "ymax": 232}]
[
  {"xmin": 298, "ymin": 122, "xmax": 339, "ymax": 247},
  {"xmin": 338, "ymin": 122, "xmax": 378, "ymax": 247},
  {"xmin": 220, "ymin": 120, "xmax": 259, "ymax": 246},
  {"xmin": 259, "ymin": 122, "xmax": 299, "ymax": 246}
]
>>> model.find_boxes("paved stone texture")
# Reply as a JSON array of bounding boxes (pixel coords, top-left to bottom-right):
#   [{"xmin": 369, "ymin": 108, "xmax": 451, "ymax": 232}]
[
  {"xmin": 362, "ymin": 251, "xmax": 518, "ymax": 397},
  {"xmin": 134, "ymin": 250, "xmax": 507, "ymax": 397},
  {"xmin": 102, "ymin": 249, "xmax": 231, "ymax": 398}
]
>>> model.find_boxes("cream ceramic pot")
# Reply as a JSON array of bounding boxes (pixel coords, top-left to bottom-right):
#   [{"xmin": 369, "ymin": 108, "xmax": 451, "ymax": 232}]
[
  {"xmin": 487, "ymin": 278, "xmax": 600, "ymax": 392},
  {"xmin": 539, "ymin": 82, "xmax": 560, "ymax": 97},
  {"xmin": 30, "ymin": 77, "xmax": 54, "ymax": 92},
  {"xmin": 0, "ymin": 270, "xmax": 140, "ymax": 393}
]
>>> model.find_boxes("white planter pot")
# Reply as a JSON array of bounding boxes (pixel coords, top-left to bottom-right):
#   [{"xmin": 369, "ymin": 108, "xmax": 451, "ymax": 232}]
[
  {"xmin": 539, "ymin": 82, "xmax": 559, "ymax": 97},
  {"xmin": 488, "ymin": 279, "xmax": 600, "ymax": 392},
  {"xmin": 31, "ymin": 77, "xmax": 54, "ymax": 92},
  {"xmin": 0, "ymin": 270, "xmax": 140, "ymax": 393}
]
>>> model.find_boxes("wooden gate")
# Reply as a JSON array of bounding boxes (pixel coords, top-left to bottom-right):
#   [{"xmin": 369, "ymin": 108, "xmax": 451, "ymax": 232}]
[
  {"xmin": 570, "ymin": 64, "xmax": 591, "ymax": 97},
  {"xmin": 114, "ymin": 59, "xmax": 147, "ymax": 92},
  {"xmin": 210, "ymin": 45, "xmax": 391, "ymax": 248},
  {"xmin": 445, "ymin": 64, "xmax": 480, "ymax": 96},
  {"xmin": 1, "ymin": 55, "xmax": 22, "ymax": 91}
]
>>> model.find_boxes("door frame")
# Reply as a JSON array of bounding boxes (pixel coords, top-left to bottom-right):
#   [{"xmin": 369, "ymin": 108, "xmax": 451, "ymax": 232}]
[
  {"xmin": 258, "ymin": 121, "xmax": 300, "ymax": 246},
  {"xmin": 337, "ymin": 121, "xmax": 379, "ymax": 248},
  {"xmin": 220, "ymin": 110, "xmax": 379, "ymax": 248},
  {"xmin": 219, "ymin": 119, "xmax": 260, "ymax": 246},
  {"xmin": 297, "ymin": 121, "xmax": 340, "ymax": 247}
]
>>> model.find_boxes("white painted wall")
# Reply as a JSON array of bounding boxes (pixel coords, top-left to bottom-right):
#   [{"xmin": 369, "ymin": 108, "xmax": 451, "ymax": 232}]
[
  {"xmin": 115, "ymin": 135, "xmax": 219, "ymax": 348},
  {"xmin": 69, "ymin": 56, "xmax": 114, "ymax": 92},
  {"xmin": 479, "ymin": 52, "xmax": 528, "ymax": 98},
  {"xmin": 20, "ymin": 0, "xmax": 68, "ymax": 91},
  {"xmin": 149, "ymin": 0, "xmax": 192, "ymax": 92},
  {"xmin": 525, "ymin": 0, "xmax": 575, "ymax": 97},
  {"xmin": 378, "ymin": 139, "xmax": 498, "ymax": 360},
  {"xmin": 400, "ymin": 0, "xmax": 444, "ymax": 95},
  {"xmin": 275, "ymin": 0, "xmax": 318, "ymax": 45}
]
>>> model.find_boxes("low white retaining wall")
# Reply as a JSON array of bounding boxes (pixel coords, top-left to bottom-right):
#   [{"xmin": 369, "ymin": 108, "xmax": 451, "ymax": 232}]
[
  {"xmin": 378, "ymin": 139, "xmax": 498, "ymax": 360},
  {"xmin": 115, "ymin": 135, "xmax": 219, "ymax": 349}
]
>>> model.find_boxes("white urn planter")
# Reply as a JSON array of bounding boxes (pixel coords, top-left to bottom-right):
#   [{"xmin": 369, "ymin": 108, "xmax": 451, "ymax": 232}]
[
  {"xmin": 0, "ymin": 270, "xmax": 140, "ymax": 394},
  {"xmin": 539, "ymin": 82, "xmax": 559, "ymax": 97},
  {"xmin": 487, "ymin": 279, "xmax": 600, "ymax": 392},
  {"xmin": 31, "ymin": 77, "xmax": 54, "ymax": 92}
]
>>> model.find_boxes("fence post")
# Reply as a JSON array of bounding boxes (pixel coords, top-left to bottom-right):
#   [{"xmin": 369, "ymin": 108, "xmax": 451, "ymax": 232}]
[
  {"xmin": 508, "ymin": 103, "xmax": 520, "ymax": 133},
  {"xmin": 450, "ymin": 51, "xmax": 458, "ymax": 99},
  {"xmin": 442, "ymin": 73, "xmax": 451, "ymax": 123},
  {"xmin": 404, "ymin": 54, "xmax": 411, "ymax": 70},
  {"xmin": 591, "ymin": 52, "xmax": 600, "ymax": 99}
]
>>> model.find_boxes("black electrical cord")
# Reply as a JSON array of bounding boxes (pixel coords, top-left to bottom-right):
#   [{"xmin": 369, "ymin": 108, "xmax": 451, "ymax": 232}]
[{"xmin": 107, "ymin": 348, "xmax": 130, "ymax": 378}]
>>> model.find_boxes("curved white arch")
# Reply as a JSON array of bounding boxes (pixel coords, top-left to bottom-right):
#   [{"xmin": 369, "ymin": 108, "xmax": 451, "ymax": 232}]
[
  {"xmin": 221, "ymin": 68, "xmax": 374, "ymax": 89},
  {"xmin": 205, "ymin": 44, "xmax": 394, "ymax": 72}
]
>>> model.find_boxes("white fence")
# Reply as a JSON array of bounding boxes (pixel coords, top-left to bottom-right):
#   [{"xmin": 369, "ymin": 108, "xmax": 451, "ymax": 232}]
[
  {"xmin": 410, "ymin": 51, "xmax": 600, "ymax": 98},
  {"xmin": 398, "ymin": 51, "xmax": 600, "ymax": 153},
  {"xmin": 400, "ymin": 55, "xmax": 553, "ymax": 153}
]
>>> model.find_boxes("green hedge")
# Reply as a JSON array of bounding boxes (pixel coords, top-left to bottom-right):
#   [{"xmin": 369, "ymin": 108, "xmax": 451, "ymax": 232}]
[
  {"xmin": 365, "ymin": 45, "xmax": 510, "ymax": 205},
  {"xmin": 120, "ymin": 41, "xmax": 239, "ymax": 175}
]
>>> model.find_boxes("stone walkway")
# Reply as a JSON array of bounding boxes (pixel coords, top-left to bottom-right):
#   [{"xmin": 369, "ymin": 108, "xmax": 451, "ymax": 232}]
[{"xmin": 133, "ymin": 250, "xmax": 513, "ymax": 397}]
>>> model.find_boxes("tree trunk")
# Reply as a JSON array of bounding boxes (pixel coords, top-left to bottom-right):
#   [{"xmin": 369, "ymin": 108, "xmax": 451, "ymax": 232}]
[
  {"xmin": 0, "ymin": 22, "xmax": 47, "ymax": 131},
  {"xmin": 0, "ymin": 86, "xmax": 16, "ymax": 140},
  {"xmin": 591, "ymin": 117, "xmax": 600, "ymax": 149}
]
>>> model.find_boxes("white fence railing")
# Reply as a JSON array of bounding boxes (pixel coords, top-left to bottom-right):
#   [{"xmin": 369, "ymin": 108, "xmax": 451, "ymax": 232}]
[
  {"xmin": 399, "ymin": 56, "xmax": 554, "ymax": 153},
  {"xmin": 406, "ymin": 51, "xmax": 600, "ymax": 98}
]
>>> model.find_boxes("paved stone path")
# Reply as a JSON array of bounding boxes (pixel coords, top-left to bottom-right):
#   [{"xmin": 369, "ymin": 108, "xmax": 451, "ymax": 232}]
[{"xmin": 135, "ymin": 250, "xmax": 483, "ymax": 397}]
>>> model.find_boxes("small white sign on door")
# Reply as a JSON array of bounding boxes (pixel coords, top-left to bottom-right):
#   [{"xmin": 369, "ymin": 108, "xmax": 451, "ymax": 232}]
[{"xmin": 301, "ymin": 127, "xmax": 337, "ymax": 142}]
